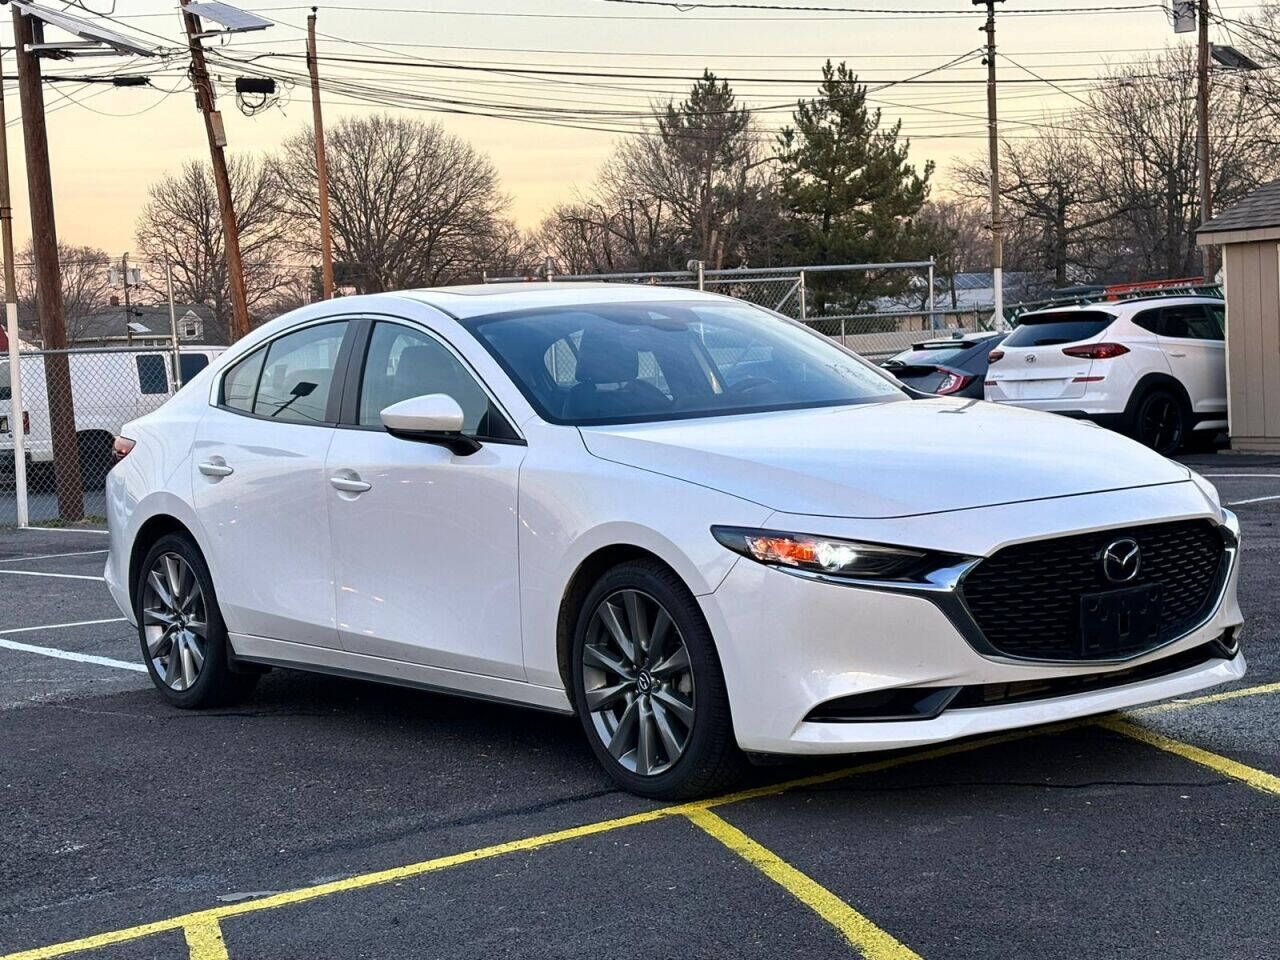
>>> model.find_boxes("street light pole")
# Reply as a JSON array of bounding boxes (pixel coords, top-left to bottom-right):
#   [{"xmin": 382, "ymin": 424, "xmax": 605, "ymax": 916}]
[{"xmin": 0, "ymin": 49, "xmax": 27, "ymax": 527}]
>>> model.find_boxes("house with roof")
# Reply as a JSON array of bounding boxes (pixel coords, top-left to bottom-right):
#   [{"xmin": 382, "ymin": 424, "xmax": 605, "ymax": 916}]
[{"xmin": 65, "ymin": 302, "xmax": 224, "ymax": 348}]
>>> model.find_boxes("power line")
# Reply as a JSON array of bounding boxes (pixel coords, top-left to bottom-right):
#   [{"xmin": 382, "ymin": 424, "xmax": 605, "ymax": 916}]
[{"xmin": 599, "ymin": 0, "xmax": 1167, "ymax": 13}]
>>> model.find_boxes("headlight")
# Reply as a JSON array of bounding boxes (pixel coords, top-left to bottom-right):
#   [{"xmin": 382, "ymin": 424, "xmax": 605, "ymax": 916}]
[{"xmin": 711, "ymin": 526, "xmax": 943, "ymax": 581}]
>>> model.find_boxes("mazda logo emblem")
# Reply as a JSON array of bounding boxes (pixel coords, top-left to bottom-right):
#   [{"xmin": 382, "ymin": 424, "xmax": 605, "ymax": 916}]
[
  {"xmin": 1101, "ymin": 538, "xmax": 1142, "ymax": 583},
  {"xmin": 1025, "ymin": 354, "xmax": 1037, "ymax": 363}
]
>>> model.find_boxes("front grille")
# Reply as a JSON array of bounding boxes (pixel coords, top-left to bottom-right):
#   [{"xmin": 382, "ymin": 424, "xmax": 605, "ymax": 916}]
[{"xmin": 960, "ymin": 520, "xmax": 1228, "ymax": 661}]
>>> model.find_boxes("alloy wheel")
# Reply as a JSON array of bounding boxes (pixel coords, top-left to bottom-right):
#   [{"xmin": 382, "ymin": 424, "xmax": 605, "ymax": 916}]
[
  {"xmin": 141, "ymin": 552, "xmax": 209, "ymax": 692},
  {"xmin": 1139, "ymin": 394, "xmax": 1182, "ymax": 454},
  {"xmin": 581, "ymin": 589, "xmax": 696, "ymax": 777}
]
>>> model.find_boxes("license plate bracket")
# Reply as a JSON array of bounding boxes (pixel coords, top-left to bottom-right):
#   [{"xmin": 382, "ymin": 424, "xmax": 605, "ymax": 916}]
[{"xmin": 1079, "ymin": 583, "xmax": 1163, "ymax": 657}]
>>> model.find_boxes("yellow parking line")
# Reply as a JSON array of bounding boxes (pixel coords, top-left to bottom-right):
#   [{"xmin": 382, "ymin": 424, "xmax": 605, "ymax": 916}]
[
  {"xmin": 6, "ymin": 681, "xmax": 1278, "ymax": 960},
  {"xmin": 0, "ymin": 726, "xmax": 1055, "ymax": 960},
  {"xmin": 183, "ymin": 922, "xmax": 230, "ymax": 960},
  {"xmin": 685, "ymin": 808, "xmax": 922, "ymax": 960},
  {"xmin": 1128, "ymin": 679, "xmax": 1280, "ymax": 715},
  {"xmin": 1099, "ymin": 717, "xmax": 1280, "ymax": 797}
]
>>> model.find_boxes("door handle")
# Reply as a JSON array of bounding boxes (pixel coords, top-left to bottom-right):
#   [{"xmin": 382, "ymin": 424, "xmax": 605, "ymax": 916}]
[
  {"xmin": 198, "ymin": 460, "xmax": 234, "ymax": 478},
  {"xmin": 1168, "ymin": 351, "xmax": 1187, "ymax": 357},
  {"xmin": 329, "ymin": 475, "xmax": 372, "ymax": 494}
]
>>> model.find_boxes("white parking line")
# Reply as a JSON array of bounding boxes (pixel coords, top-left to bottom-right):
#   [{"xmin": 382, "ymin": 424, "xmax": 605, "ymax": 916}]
[
  {"xmin": 1227, "ymin": 494, "xmax": 1280, "ymax": 506},
  {"xmin": 0, "ymin": 569, "xmax": 104, "ymax": 581},
  {"xmin": 0, "ymin": 550, "xmax": 108, "ymax": 564},
  {"xmin": 0, "ymin": 638, "xmax": 145, "ymax": 673},
  {"xmin": 0, "ymin": 617, "xmax": 127, "ymax": 636}
]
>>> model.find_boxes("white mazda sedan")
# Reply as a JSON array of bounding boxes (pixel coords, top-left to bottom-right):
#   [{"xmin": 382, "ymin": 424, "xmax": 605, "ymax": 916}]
[{"xmin": 104, "ymin": 284, "xmax": 1245, "ymax": 798}]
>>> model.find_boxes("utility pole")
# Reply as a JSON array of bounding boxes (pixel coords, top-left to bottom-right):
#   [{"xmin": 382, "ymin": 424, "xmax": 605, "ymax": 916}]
[
  {"xmin": 0, "ymin": 49, "xmax": 28, "ymax": 527},
  {"xmin": 975, "ymin": 0, "xmax": 1005, "ymax": 328},
  {"xmin": 307, "ymin": 8, "xmax": 335, "ymax": 299},
  {"xmin": 1196, "ymin": 0, "xmax": 1214, "ymax": 279},
  {"xmin": 13, "ymin": 6, "xmax": 84, "ymax": 520},
  {"xmin": 180, "ymin": 0, "xmax": 251, "ymax": 340}
]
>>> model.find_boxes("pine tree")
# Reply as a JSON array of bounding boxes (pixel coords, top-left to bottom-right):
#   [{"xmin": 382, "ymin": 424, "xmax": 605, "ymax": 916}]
[{"xmin": 778, "ymin": 61, "xmax": 934, "ymax": 313}]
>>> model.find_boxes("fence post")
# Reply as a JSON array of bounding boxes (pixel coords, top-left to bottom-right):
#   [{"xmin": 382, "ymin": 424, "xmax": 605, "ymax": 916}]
[
  {"xmin": 928, "ymin": 257, "xmax": 938, "ymax": 331},
  {"xmin": 166, "ymin": 258, "xmax": 182, "ymax": 390},
  {"xmin": 697, "ymin": 259, "xmax": 705, "ymax": 291},
  {"xmin": 798, "ymin": 270, "xmax": 807, "ymax": 321},
  {"xmin": 544, "ymin": 256, "xmax": 555, "ymax": 282},
  {"xmin": 6, "ymin": 307, "xmax": 26, "ymax": 527}
]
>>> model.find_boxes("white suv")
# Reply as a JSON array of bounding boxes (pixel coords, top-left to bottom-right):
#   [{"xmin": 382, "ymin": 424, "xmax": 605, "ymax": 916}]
[{"xmin": 984, "ymin": 296, "xmax": 1226, "ymax": 455}]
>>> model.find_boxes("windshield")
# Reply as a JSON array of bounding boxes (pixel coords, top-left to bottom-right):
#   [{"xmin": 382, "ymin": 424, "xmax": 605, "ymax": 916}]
[
  {"xmin": 461, "ymin": 300, "xmax": 903, "ymax": 426},
  {"xmin": 1003, "ymin": 311, "xmax": 1113, "ymax": 347}
]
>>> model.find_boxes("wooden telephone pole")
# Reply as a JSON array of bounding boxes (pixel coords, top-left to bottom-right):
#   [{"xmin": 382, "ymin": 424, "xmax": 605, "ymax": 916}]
[
  {"xmin": 1196, "ymin": 0, "xmax": 1215, "ymax": 278},
  {"xmin": 974, "ymin": 0, "xmax": 1004, "ymax": 327},
  {"xmin": 12, "ymin": 6, "xmax": 84, "ymax": 520},
  {"xmin": 307, "ymin": 8, "xmax": 335, "ymax": 299},
  {"xmin": 180, "ymin": 0, "xmax": 251, "ymax": 340}
]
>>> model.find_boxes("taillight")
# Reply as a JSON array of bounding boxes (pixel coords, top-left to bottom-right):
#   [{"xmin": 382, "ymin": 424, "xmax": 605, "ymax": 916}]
[
  {"xmin": 988, "ymin": 349, "xmax": 1004, "ymax": 364},
  {"xmin": 935, "ymin": 367, "xmax": 977, "ymax": 396},
  {"xmin": 112, "ymin": 436, "xmax": 136, "ymax": 462},
  {"xmin": 1062, "ymin": 342, "xmax": 1130, "ymax": 359}
]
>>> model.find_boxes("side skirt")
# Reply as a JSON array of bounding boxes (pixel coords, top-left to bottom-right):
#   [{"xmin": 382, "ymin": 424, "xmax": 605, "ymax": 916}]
[{"xmin": 229, "ymin": 633, "xmax": 575, "ymax": 715}]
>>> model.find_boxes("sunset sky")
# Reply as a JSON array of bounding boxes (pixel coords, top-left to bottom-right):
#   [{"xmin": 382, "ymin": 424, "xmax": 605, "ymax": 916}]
[{"xmin": 0, "ymin": 0, "xmax": 1219, "ymax": 263}]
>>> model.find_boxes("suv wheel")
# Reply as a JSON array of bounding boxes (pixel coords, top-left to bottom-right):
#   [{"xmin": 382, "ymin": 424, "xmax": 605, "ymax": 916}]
[
  {"xmin": 571, "ymin": 560, "xmax": 744, "ymax": 799},
  {"xmin": 1133, "ymin": 389, "xmax": 1186, "ymax": 455},
  {"xmin": 135, "ymin": 533, "xmax": 259, "ymax": 708}
]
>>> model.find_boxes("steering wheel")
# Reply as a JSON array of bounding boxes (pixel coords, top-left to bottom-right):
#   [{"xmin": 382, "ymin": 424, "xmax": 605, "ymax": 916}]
[{"xmin": 725, "ymin": 376, "xmax": 774, "ymax": 395}]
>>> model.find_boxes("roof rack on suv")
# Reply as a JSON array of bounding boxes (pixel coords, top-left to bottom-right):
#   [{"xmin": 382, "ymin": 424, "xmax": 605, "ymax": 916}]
[{"xmin": 1005, "ymin": 277, "xmax": 1223, "ymax": 324}]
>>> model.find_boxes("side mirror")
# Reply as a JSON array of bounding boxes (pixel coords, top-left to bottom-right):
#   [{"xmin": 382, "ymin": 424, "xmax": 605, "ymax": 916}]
[{"xmin": 379, "ymin": 394, "xmax": 481, "ymax": 456}]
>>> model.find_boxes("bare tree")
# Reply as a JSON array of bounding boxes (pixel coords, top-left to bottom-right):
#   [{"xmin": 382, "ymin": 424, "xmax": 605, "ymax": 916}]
[
  {"xmin": 1089, "ymin": 48, "xmax": 1279, "ymax": 279},
  {"xmin": 135, "ymin": 157, "xmax": 293, "ymax": 341},
  {"xmin": 957, "ymin": 125, "xmax": 1117, "ymax": 287},
  {"xmin": 17, "ymin": 242, "xmax": 114, "ymax": 344},
  {"xmin": 274, "ymin": 114, "xmax": 510, "ymax": 292},
  {"xmin": 915, "ymin": 198, "xmax": 988, "ymax": 308}
]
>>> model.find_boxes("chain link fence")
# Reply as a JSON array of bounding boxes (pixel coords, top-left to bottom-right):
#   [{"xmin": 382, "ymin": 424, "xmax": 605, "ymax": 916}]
[{"xmin": 1, "ymin": 345, "xmax": 223, "ymax": 526}]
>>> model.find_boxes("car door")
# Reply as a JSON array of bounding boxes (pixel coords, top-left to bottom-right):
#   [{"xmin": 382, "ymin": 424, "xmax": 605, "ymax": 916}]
[
  {"xmin": 325, "ymin": 318, "xmax": 528, "ymax": 679},
  {"xmin": 1156, "ymin": 304, "xmax": 1226, "ymax": 414},
  {"xmin": 191, "ymin": 319, "xmax": 354, "ymax": 649}
]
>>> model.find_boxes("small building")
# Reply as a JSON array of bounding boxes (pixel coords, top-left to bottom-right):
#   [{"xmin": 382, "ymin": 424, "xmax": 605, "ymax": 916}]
[{"xmin": 1198, "ymin": 180, "xmax": 1280, "ymax": 453}]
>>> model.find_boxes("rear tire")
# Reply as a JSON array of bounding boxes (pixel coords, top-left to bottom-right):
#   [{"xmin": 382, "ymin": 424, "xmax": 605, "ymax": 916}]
[
  {"xmin": 1131, "ymin": 388, "xmax": 1187, "ymax": 456},
  {"xmin": 571, "ymin": 559, "xmax": 745, "ymax": 800},
  {"xmin": 77, "ymin": 431, "xmax": 114, "ymax": 489},
  {"xmin": 134, "ymin": 533, "xmax": 258, "ymax": 709}
]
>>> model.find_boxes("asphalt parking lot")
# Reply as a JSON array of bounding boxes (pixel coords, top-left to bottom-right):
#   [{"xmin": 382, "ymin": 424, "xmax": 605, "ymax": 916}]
[{"xmin": 0, "ymin": 452, "xmax": 1277, "ymax": 960}]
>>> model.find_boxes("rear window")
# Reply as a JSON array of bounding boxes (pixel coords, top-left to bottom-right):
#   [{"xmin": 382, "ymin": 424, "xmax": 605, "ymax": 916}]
[
  {"xmin": 1003, "ymin": 311, "xmax": 1113, "ymax": 348},
  {"xmin": 886, "ymin": 345, "xmax": 969, "ymax": 367}
]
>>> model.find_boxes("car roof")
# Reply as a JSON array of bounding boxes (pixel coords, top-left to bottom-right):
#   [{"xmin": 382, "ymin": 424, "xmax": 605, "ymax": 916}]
[
  {"xmin": 1018, "ymin": 294, "xmax": 1223, "ymax": 321},
  {"xmin": 392, "ymin": 282, "xmax": 720, "ymax": 319}
]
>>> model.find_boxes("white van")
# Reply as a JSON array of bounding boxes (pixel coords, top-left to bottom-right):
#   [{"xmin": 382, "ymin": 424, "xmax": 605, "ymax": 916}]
[{"xmin": 0, "ymin": 347, "xmax": 223, "ymax": 485}]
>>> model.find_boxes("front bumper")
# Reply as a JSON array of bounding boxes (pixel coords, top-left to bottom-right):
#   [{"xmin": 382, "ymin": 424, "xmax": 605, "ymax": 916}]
[{"xmin": 701, "ymin": 483, "xmax": 1244, "ymax": 755}]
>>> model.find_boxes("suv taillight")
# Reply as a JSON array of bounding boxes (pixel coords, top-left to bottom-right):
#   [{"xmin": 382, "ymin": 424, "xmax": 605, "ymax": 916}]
[
  {"xmin": 1062, "ymin": 342, "xmax": 1130, "ymax": 359},
  {"xmin": 112, "ymin": 436, "xmax": 136, "ymax": 462}
]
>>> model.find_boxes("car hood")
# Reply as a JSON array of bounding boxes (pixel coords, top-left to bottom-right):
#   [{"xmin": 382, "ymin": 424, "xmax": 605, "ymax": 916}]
[{"xmin": 578, "ymin": 398, "xmax": 1191, "ymax": 519}]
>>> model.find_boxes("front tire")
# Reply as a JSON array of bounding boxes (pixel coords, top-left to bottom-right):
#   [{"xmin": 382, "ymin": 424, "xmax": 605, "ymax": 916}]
[
  {"xmin": 571, "ymin": 559, "xmax": 744, "ymax": 799},
  {"xmin": 135, "ymin": 533, "xmax": 258, "ymax": 708}
]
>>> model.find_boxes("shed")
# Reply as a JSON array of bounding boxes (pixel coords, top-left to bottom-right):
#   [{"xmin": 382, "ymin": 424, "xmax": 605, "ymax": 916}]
[{"xmin": 1198, "ymin": 179, "xmax": 1280, "ymax": 452}]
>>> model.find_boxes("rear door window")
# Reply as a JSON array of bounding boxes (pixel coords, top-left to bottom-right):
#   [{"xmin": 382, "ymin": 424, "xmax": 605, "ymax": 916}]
[
  {"xmin": 1161, "ymin": 304, "xmax": 1222, "ymax": 341},
  {"xmin": 1002, "ymin": 311, "xmax": 1114, "ymax": 347},
  {"xmin": 254, "ymin": 322, "xmax": 348, "ymax": 424},
  {"xmin": 221, "ymin": 347, "xmax": 266, "ymax": 413}
]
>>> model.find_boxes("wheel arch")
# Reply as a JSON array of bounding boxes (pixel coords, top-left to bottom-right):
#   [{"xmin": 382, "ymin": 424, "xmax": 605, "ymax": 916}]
[
  {"xmin": 554, "ymin": 543, "xmax": 691, "ymax": 694},
  {"xmin": 1126, "ymin": 372, "xmax": 1193, "ymax": 418},
  {"xmin": 128, "ymin": 514, "xmax": 199, "ymax": 608}
]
